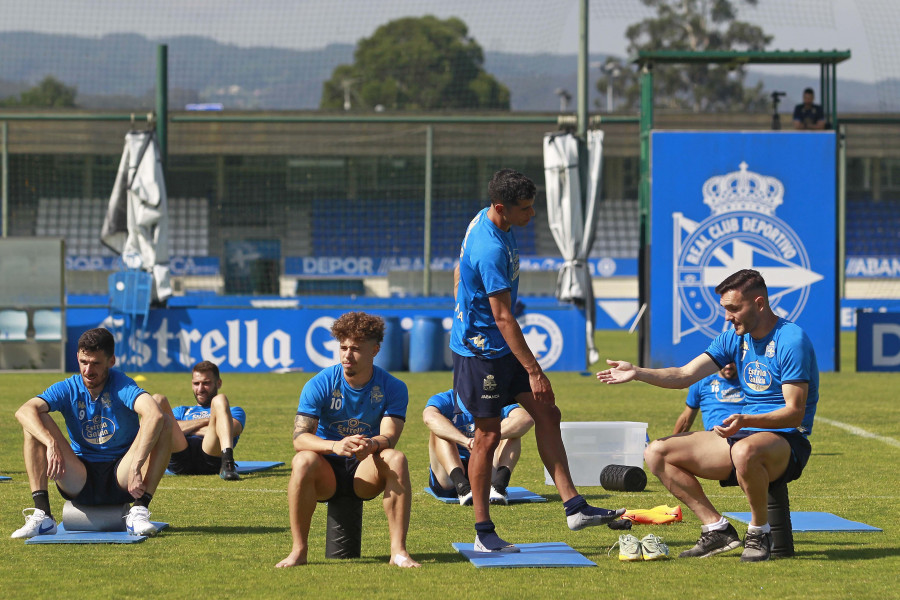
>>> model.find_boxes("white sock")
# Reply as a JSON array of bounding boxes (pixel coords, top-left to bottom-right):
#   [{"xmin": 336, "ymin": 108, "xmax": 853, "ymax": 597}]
[
  {"xmin": 747, "ymin": 523, "xmax": 771, "ymax": 535},
  {"xmin": 702, "ymin": 516, "xmax": 729, "ymax": 532}
]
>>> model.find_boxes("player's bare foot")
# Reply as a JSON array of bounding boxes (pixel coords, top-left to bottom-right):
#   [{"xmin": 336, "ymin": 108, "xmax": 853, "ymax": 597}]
[
  {"xmin": 275, "ymin": 551, "xmax": 308, "ymax": 568},
  {"xmin": 389, "ymin": 553, "xmax": 421, "ymax": 568}
]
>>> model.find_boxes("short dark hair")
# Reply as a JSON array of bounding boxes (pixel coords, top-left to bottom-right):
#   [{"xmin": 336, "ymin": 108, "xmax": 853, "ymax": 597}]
[
  {"xmin": 331, "ymin": 312, "xmax": 384, "ymax": 344},
  {"xmin": 714, "ymin": 269, "xmax": 768, "ymax": 299},
  {"xmin": 488, "ymin": 169, "xmax": 536, "ymax": 207},
  {"xmin": 192, "ymin": 360, "xmax": 220, "ymax": 380},
  {"xmin": 77, "ymin": 327, "xmax": 115, "ymax": 358},
  {"xmin": 803, "ymin": 87, "xmax": 815, "ymax": 96}
]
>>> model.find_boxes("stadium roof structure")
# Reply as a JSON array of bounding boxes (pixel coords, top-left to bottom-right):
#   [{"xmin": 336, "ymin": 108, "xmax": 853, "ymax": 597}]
[
  {"xmin": 632, "ymin": 49, "xmax": 851, "ymax": 66},
  {"xmin": 631, "ymin": 49, "xmax": 852, "ymax": 127}
]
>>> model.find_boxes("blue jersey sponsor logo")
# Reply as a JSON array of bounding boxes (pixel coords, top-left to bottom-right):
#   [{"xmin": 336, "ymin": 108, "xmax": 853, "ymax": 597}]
[
  {"xmin": 82, "ymin": 415, "xmax": 116, "ymax": 445},
  {"xmin": 744, "ymin": 361, "xmax": 772, "ymax": 392},
  {"xmin": 332, "ymin": 418, "xmax": 372, "ymax": 437}
]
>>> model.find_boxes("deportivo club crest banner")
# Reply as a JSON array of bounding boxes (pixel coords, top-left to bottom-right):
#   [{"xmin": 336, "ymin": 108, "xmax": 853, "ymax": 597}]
[{"xmin": 650, "ymin": 131, "xmax": 837, "ymax": 371}]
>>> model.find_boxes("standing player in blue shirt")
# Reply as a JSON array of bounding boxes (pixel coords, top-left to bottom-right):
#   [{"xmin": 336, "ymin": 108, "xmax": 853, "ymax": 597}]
[
  {"xmin": 153, "ymin": 361, "xmax": 245, "ymax": 481},
  {"xmin": 451, "ymin": 169, "xmax": 624, "ymax": 553},
  {"xmin": 11, "ymin": 328, "xmax": 172, "ymax": 538},
  {"xmin": 423, "ymin": 389, "xmax": 533, "ymax": 505},
  {"xmin": 672, "ymin": 362, "xmax": 746, "ymax": 433},
  {"xmin": 276, "ymin": 312, "xmax": 420, "ymax": 569},
  {"xmin": 598, "ymin": 270, "xmax": 818, "ymax": 562}
]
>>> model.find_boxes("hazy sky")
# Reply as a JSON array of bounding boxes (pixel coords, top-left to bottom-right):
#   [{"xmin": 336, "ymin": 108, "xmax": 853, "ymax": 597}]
[{"xmin": 1, "ymin": 0, "xmax": 894, "ymax": 83}]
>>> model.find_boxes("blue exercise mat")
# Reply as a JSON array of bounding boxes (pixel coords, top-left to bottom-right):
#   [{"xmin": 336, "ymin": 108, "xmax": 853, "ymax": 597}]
[
  {"xmin": 724, "ymin": 512, "xmax": 882, "ymax": 532},
  {"xmin": 452, "ymin": 542, "xmax": 596, "ymax": 568},
  {"xmin": 424, "ymin": 486, "xmax": 547, "ymax": 504},
  {"xmin": 166, "ymin": 460, "xmax": 284, "ymax": 475},
  {"xmin": 0, "ymin": 475, "xmax": 11, "ymax": 482},
  {"xmin": 25, "ymin": 522, "xmax": 169, "ymax": 544},
  {"xmin": 235, "ymin": 460, "xmax": 284, "ymax": 473}
]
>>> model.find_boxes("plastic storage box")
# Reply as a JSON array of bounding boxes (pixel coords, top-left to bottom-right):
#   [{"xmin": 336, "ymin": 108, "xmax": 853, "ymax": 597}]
[{"xmin": 543, "ymin": 421, "xmax": 648, "ymax": 486}]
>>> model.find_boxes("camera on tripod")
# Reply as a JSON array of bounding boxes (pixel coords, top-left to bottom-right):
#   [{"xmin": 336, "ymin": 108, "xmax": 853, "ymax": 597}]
[{"xmin": 771, "ymin": 91, "xmax": 787, "ymax": 130}]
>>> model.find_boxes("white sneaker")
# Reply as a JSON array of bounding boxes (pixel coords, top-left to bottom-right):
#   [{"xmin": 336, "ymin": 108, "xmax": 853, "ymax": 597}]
[
  {"xmin": 11, "ymin": 508, "xmax": 57, "ymax": 539},
  {"xmin": 125, "ymin": 505, "xmax": 158, "ymax": 536},
  {"xmin": 457, "ymin": 490, "xmax": 473, "ymax": 506},
  {"xmin": 489, "ymin": 486, "xmax": 508, "ymax": 505}
]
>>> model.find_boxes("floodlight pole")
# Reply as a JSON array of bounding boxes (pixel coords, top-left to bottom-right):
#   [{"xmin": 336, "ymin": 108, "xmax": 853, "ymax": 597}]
[
  {"xmin": 638, "ymin": 62, "xmax": 654, "ymax": 366},
  {"xmin": 577, "ymin": 0, "xmax": 588, "ymax": 140},
  {"xmin": 423, "ymin": 125, "xmax": 434, "ymax": 296},
  {"xmin": 156, "ymin": 44, "xmax": 168, "ymax": 175},
  {"xmin": 1, "ymin": 121, "xmax": 7, "ymax": 238}
]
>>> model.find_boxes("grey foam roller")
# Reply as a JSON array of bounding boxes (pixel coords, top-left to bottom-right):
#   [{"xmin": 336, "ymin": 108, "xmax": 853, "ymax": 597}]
[{"xmin": 62, "ymin": 501, "xmax": 129, "ymax": 532}]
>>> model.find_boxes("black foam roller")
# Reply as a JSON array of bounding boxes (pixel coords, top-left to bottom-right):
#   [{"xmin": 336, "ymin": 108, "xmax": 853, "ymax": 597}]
[
  {"xmin": 325, "ymin": 496, "xmax": 363, "ymax": 559},
  {"xmin": 768, "ymin": 482, "xmax": 794, "ymax": 558},
  {"xmin": 599, "ymin": 464, "xmax": 647, "ymax": 492}
]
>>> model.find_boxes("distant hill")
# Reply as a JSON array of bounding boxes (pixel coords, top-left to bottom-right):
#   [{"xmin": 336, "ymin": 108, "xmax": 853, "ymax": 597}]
[{"xmin": 0, "ymin": 31, "xmax": 887, "ymax": 112}]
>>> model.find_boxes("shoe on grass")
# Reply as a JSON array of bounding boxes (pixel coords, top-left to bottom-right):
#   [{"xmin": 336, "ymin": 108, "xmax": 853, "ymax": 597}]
[
  {"xmin": 679, "ymin": 522, "xmax": 741, "ymax": 558},
  {"xmin": 608, "ymin": 534, "xmax": 643, "ymax": 561},
  {"xmin": 640, "ymin": 533, "xmax": 669, "ymax": 560},
  {"xmin": 740, "ymin": 531, "xmax": 772, "ymax": 562},
  {"xmin": 220, "ymin": 459, "xmax": 241, "ymax": 481}
]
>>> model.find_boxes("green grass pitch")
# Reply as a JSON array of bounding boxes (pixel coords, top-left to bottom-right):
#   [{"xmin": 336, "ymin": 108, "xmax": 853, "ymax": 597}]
[{"xmin": 1, "ymin": 331, "xmax": 897, "ymax": 599}]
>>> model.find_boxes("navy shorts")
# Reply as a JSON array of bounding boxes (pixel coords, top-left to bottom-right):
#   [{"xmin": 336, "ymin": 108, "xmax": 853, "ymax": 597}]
[
  {"xmin": 57, "ymin": 457, "xmax": 135, "ymax": 506},
  {"xmin": 720, "ymin": 430, "xmax": 812, "ymax": 489},
  {"xmin": 452, "ymin": 352, "xmax": 530, "ymax": 418},
  {"xmin": 427, "ymin": 457, "xmax": 470, "ymax": 498},
  {"xmin": 319, "ymin": 454, "xmax": 379, "ymax": 502},
  {"xmin": 167, "ymin": 435, "xmax": 220, "ymax": 475}
]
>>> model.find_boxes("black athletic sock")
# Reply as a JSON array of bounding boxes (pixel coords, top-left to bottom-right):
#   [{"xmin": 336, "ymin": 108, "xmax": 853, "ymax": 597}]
[
  {"xmin": 475, "ymin": 520, "xmax": 495, "ymax": 535},
  {"xmin": 491, "ymin": 466, "xmax": 512, "ymax": 491},
  {"xmin": 32, "ymin": 490, "xmax": 52, "ymax": 517},
  {"xmin": 449, "ymin": 468, "xmax": 470, "ymax": 495},
  {"xmin": 133, "ymin": 492, "xmax": 153, "ymax": 508},
  {"xmin": 563, "ymin": 494, "xmax": 588, "ymax": 517},
  {"xmin": 221, "ymin": 448, "xmax": 234, "ymax": 463}
]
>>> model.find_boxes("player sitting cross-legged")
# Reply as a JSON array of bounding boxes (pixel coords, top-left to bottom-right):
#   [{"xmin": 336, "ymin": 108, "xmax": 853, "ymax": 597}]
[{"xmin": 424, "ymin": 388, "xmax": 533, "ymax": 505}]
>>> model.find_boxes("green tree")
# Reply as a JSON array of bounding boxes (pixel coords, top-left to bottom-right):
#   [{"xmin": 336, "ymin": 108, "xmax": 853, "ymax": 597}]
[
  {"xmin": 321, "ymin": 15, "xmax": 510, "ymax": 111},
  {"xmin": 597, "ymin": 0, "xmax": 771, "ymax": 113},
  {"xmin": 0, "ymin": 76, "xmax": 77, "ymax": 108}
]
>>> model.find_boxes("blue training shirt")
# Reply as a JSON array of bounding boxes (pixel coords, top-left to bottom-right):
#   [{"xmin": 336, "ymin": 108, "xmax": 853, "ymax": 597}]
[
  {"xmin": 39, "ymin": 369, "xmax": 145, "ymax": 462},
  {"xmin": 172, "ymin": 404, "xmax": 247, "ymax": 447},
  {"xmin": 450, "ymin": 207, "xmax": 519, "ymax": 358},
  {"xmin": 685, "ymin": 372, "xmax": 746, "ymax": 431},
  {"xmin": 297, "ymin": 364, "xmax": 408, "ymax": 441},
  {"xmin": 705, "ymin": 318, "xmax": 819, "ymax": 435},
  {"xmin": 426, "ymin": 389, "xmax": 519, "ymax": 460}
]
